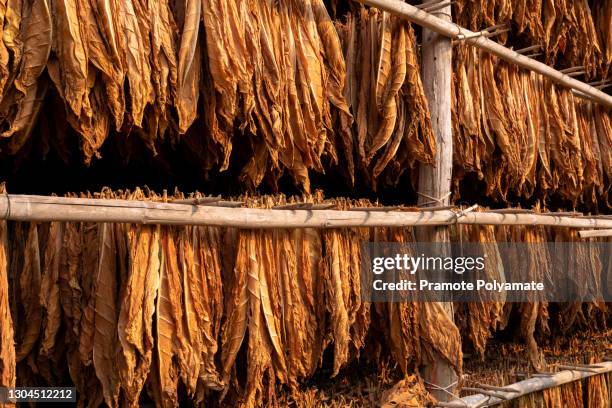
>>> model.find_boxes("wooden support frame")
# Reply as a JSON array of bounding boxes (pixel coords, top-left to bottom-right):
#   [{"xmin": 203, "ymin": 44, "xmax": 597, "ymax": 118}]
[
  {"xmin": 579, "ymin": 229, "xmax": 612, "ymax": 238},
  {"xmin": 416, "ymin": 0, "xmax": 457, "ymax": 400},
  {"xmin": 358, "ymin": 0, "xmax": 612, "ymax": 108},
  {"xmin": 437, "ymin": 361, "xmax": 612, "ymax": 407},
  {"xmin": 1, "ymin": 195, "xmax": 612, "ymax": 229}
]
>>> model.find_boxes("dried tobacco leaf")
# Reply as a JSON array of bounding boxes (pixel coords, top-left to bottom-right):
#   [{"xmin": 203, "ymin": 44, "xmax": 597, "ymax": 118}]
[
  {"xmin": 0, "ymin": 217, "xmax": 14, "ymax": 393},
  {"xmin": 92, "ymin": 223, "xmax": 120, "ymax": 408},
  {"xmin": 39, "ymin": 222, "xmax": 63, "ymax": 357},
  {"xmin": 117, "ymin": 225, "xmax": 160, "ymax": 407},
  {"xmin": 15, "ymin": 223, "xmax": 42, "ymax": 362}
]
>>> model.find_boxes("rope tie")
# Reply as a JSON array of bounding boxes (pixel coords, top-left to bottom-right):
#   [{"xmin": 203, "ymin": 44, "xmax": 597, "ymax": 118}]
[
  {"xmin": 417, "ymin": 191, "xmax": 452, "ymax": 207},
  {"xmin": 448, "ymin": 204, "xmax": 479, "ymax": 224},
  {"xmin": 424, "ymin": 379, "xmax": 469, "ymax": 407}
]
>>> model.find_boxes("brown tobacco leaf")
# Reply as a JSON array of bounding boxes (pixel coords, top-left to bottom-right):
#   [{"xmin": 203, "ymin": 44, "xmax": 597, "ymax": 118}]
[
  {"xmin": 92, "ymin": 223, "xmax": 121, "ymax": 408},
  {"xmin": 117, "ymin": 0, "xmax": 154, "ymax": 127},
  {"xmin": 516, "ymin": 226, "xmax": 548, "ymax": 369},
  {"xmin": 455, "ymin": 0, "xmax": 601, "ymax": 77},
  {"xmin": 375, "ymin": 228, "xmax": 420, "ymax": 375},
  {"xmin": 198, "ymin": 227, "xmax": 225, "ymax": 392},
  {"xmin": 3, "ymin": 0, "xmax": 24, "ymax": 83},
  {"xmin": 576, "ymin": 101, "xmax": 603, "ymax": 203},
  {"xmin": 152, "ymin": 227, "xmax": 181, "ymax": 408},
  {"xmin": 2, "ymin": 193, "xmax": 612, "ymax": 406},
  {"xmin": 0, "ymin": 218, "xmax": 15, "ymax": 393},
  {"xmin": 586, "ymin": 371, "xmax": 609, "ymax": 407},
  {"xmin": 276, "ymin": 228, "xmax": 323, "ymax": 388},
  {"xmin": 534, "ymin": 74, "xmax": 556, "ymax": 196},
  {"xmin": 0, "ymin": 4, "xmax": 10, "ymax": 100},
  {"xmin": 419, "ymin": 302, "xmax": 463, "ymax": 373},
  {"xmin": 176, "ymin": 34, "xmax": 201, "ymax": 136},
  {"xmin": 4, "ymin": 78, "xmax": 49, "ymax": 155},
  {"xmin": 594, "ymin": 105, "xmax": 612, "ymax": 183},
  {"xmin": 368, "ymin": 17, "xmax": 406, "ymax": 167},
  {"xmin": 221, "ymin": 228, "xmax": 288, "ymax": 406},
  {"xmin": 182, "ymin": 226, "xmax": 224, "ymax": 399},
  {"xmin": 394, "ymin": 24, "xmax": 435, "ymax": 169},
  {"xmin": 176, "ymin": 0, "xmax": 200, "ymax": 133},
  {"xmin": 256, "ymin": 232, "xmax": 286, "ymax": 374},
  {"xmin": 0, "ymin": 0, "xmax": 51, "ymax": 153},
  {"xmin": 200, "ymin": 0, "xmax": 358, "ymax": 191},
  {"xmin": 0, "ymin": 1, "xmax": 449, "ymax": 194},
  {"xmin": 243, "ymin": 230, "xmax": 286, "ymax": 406},
  {"xmin": 452, "ymin": 1, "xmax": 610, "ymax": 206},
  {"xmin": 453, "ymin": 45, "xmax": 485, "ymax": 178},
  {"xmin": 374, "ymin": 12, "xmax": 392, "ymax": 115},
  {"xmin": 2, "ymin": 0, "xmax": 51, "ymax": 139},
  {"xmin": 201, "ymin": 0, "xmax": 250, "ymax": 169},
  {"xmin": 39, "ymin": 222, "xmax": 63, "ymax": 357},
  {"xmin": 220, "ymin": 231, "xmax": 249, "ymax": 389},
  {"xmin": 312, "ymin": 0, "xmax": 354, "ymax": 179},
  {"xmin": 52, "ymin": 0, "xmax": 88, "ymax": 117},
  {"xmin": 454, "ymin": 224, "xmax": 505, "ymax": 357},
  {"xmin": 77, "ymin": 0, "xmax": 124, "ymax": 151},
  {"xmin": 55, "ymin": 218, "xmax": 101, "ymax": 402},
  {"xmin": 338, "ymin": 10, "xmax": 434, "ymax": 186},
  {"xmin": 58, "ymin": 222, "xmax": 82, "ymax": 340},
  {"xmin": 117, "ymin": 225, "xmax": 161, "ymax": 407},
  {"xmin": 177, "ymin": 227, "xmax": 203, "ymax": 396},
  {"xmin": 323, "ymin": 230, "xmax": 350, "ymax": 375},
  {"xmin": 379, "ymin": 375, "xmax": 435, "ymax": 408},
  {"xmin": 78, "ymin": 222, "xmax": 100, "ymax": 367},
  {"xmin": 594, "ymin": 0, "xmax": 611, "ymax": 78},
  {"xmin": 297, "ymin": 228, "xmax": 326, "ymax": 373},
  {"xmin": 15, "ymin": 223, "xmax": 42, "ymax": 362},
  {"xmin": 88, "ymin": 0, "xmax": 126, "ymax": 130},
  {"xmin": 148, "ymin": 0, "xmax": 178, "ymax": 138},
  {"xmin": 162, "ymin": 227, "xmax": 198, "ymax": 405}
]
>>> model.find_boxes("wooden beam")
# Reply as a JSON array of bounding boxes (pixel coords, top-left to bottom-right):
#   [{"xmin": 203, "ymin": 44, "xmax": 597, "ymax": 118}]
[
  {"xmin": 1, "ymin": 195, "xmax": 612, "ymax": 229},
  {"xmin": 416, "ymin": 0, "xmax": 457, "ymax": 401},
  {"xmin": 579, "ymin": 229, "xmax": 612, "ymax": 238},
  {"xmin": 438, "ymin": 361, "xmax": 612, "ymax": 407},
  {"xmin": 358, "ymin": 0, "xmax": 612, "ymax": 109}
]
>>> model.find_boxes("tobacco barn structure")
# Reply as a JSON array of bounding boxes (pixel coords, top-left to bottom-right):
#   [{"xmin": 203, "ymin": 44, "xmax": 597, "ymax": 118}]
[{"xmin": 0, "ymin": 0, "xmax": 610, "ymax": 407}]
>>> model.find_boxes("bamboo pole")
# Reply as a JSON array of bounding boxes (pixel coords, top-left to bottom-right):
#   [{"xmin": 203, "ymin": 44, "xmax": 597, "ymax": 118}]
[
  {"xmin": 1, "ymin": 195, "xmax": 612, "ymax": 229},
  {"xmin": 579, "ymin": 229, "xmax": 612, "ymax": 238},
  {"xmin": 358, "ymin": 0, "xmax": 612, "ymax": 109},
  {"xmin": 416, "ymin": 0, "xmax": 457, "ymax": 400},
  {"xmin": 437, "ymin": 361, "xmax": 612, "ymax": 407}
]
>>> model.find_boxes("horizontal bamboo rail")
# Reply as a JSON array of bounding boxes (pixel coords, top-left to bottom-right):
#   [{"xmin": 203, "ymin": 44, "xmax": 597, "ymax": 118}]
[
  {"xmin": 359, "ymin": 0, "xmax": 612, "ymax": 109},
  {"xmin": 579, "ymin": 229, "xmax": 612, "ymax": 238},
  {"xmin": 437, "ymin": 361, "xmax": 612, "ymax": 407},
  {"xmin": 1, "ymin": 194, "xmax": 612, "ymax": 229}
]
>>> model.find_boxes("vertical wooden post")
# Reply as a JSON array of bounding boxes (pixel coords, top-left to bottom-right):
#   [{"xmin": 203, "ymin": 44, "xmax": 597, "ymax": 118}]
[{"xmin": 417, "ymin": 0, "xmax": 458, "ymax": 402}]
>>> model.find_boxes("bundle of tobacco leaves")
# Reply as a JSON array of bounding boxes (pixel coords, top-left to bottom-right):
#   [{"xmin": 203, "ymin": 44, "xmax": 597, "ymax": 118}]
[
  {"xmin": 452, "ymin": 45, "xmax": 611, "ymax": 207},
  {"xmin": 1, "ymin": 191, "xmax": 608, "ymax": 406},
  {"xmin": 454, "ymin": 0, "xmax": 610, "ymax": 80}
]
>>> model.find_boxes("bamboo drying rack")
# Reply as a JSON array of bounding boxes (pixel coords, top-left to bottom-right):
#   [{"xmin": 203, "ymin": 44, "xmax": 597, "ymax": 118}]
[
  {"xmin": 358, "ymin": 0, "xmax": 612, "ymax": 108},
  {"xmin": 2, "ymin": 194, "xmax": 611, "ymax": 230},
  {"xmin": 579, "ymin": 229, "xmax": 612, "ymax": 238},
  {"xmin": 0, "ymin": 2, "xmax": 608, "ymax": 406},
  {"xmin": 437, "ymin": 361, "xmax": 612, "ymax": 407}
]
